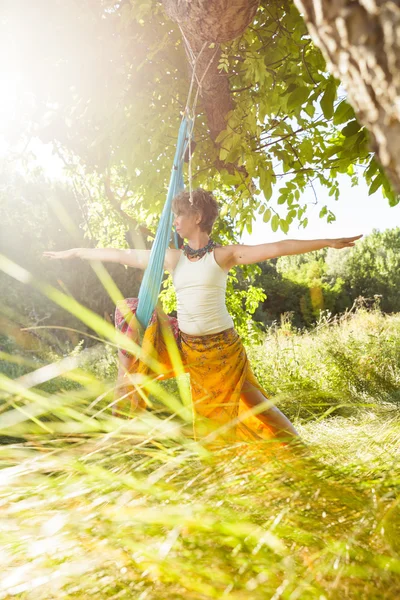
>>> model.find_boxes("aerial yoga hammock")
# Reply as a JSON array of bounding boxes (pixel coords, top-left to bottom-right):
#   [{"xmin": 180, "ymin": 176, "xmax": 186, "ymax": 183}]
[{"xmin": 114, "ymin": 43, "xmax": 277, "ymax": 449}]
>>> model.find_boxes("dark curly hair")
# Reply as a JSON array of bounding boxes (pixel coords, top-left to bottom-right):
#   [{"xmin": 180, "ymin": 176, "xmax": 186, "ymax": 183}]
[{"xmin": 172, "ymin": 188, "xmax": 219, "ymax": 234}]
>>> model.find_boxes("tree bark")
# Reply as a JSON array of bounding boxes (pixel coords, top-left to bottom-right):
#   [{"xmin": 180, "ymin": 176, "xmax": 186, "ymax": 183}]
[
  {"xmin": 162, "ymin": 0, "xmax": 260, "ymax": 142},
  {"xmin": 293, "ymin": 0, "xmax": 400, "ymax": 195},
  {"xmin": 181, "ymin": 34, "xmax": 234, "ymax": 143},
  {"xmin": 162, "ymin": 0, "xmax": 260, "ymax": 42}
]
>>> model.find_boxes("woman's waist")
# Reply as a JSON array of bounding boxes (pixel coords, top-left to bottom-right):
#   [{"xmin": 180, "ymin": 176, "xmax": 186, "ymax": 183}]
[
  {"xmin": 179, "ymin": 326, "xmax": 238, "ymax": 346},
  {"xmin": 176, "ymin": 304, "xmax": 233, "ymax": 331},
  {"xmin": 177, "ymin": 303, "xmax": 231, "ymax": 318}
]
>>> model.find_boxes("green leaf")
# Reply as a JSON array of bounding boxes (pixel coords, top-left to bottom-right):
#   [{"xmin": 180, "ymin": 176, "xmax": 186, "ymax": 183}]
[
  {"xmin": 220, "ymin": 204, "xmax": 229, "ymax": 217},
  {"xmin": 287, "ymin": 87, "xmax": 310, "ymax": 111},
  {"xmin": 324, "ymin": 144, "xmax": 343, "ymax": 159},
  {"xmin": 225, "ymin": 146, "xmax": 242, "ymax": 164},
  {"xmin": 271, "ymin": 214, "xmax": 279, "ymax": 232},
  {"xmin": 333, "ymin": 101, "xmax": 355, "ymax": 125},
  {"xmin": 219, "ymin": 147, "xmax": 229, "ymax": 161},
  {"xmin": 260, "ymin": 169, "xmax": 273, "ymax": 201},
  {"xmin": 264, "ymin": 183, "xmax": 273, "ymax": 201},
  {"xmin": 286, "ymin": 83, "xmax": 297, "ymax": 94},
  {"xmin": 263, "ymin": 208, "xmax": 271, "ymax": 223},
  {"xmin": 327, "ymin": 212, "xmax": 336, "ymax": 223},
  {"xmin": 303, "ymin": 103, "xmax": 315, "ymax": 118},
  {"xmin": 320, "ymin": 78, "xmax": 336, "ymax": 119},
  {"xmin": 300, "ymin": 139, "xmax": 313, "ymax": 163},
  {"xmin": 342, "ymin": 120, "xmax": 361, "ymax": 137},
  {"xmin": 280, "ymin": 219, "xmax": 289, "ymax": 234},
  {"xmin": 277, "ymin": 195, "xmax": 286, "ymax": 205},
  {"xmin": 368, "ymin": 174, "xmax": 383, "ymax": 196},
  {"xmin": 385, "ymin": 189, "xmax": 399, "ymax": 207},
  {"xmin": 215, "ymin": 130, "xmax": 229, "ymax": 144},
  {"xmin": 365, "ymin": 159, "xmax": 379, "ymax": 181},
  {"xmin": 246, "ymin": 154, "xmax": 255, "ymax": 175},
  {"xmin": 230, "ymin": 133, "xmax": 242, "ymax": 150}
]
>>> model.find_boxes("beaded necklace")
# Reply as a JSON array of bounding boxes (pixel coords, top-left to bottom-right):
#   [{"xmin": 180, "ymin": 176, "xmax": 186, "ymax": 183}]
[{"xmin": 182, "ymin": 239, "xmax": 218, "ymax": 260}]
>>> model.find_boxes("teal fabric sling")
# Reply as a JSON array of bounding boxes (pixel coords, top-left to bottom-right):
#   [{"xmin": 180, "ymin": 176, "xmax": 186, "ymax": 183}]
[{"xmin": 135, "ymin": 115, "xmax": 193, "ymax": 330}]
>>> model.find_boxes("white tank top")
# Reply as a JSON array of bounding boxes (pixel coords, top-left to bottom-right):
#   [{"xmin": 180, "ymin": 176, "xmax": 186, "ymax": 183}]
[{"xmin": 172, "ymin": 250, "xmax": 234, "ymax": 336}]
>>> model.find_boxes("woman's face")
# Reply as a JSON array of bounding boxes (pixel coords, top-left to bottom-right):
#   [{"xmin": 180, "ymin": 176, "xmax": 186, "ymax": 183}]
[{"xmin": 173, "ymin": 209, "xmax": 202, "ymax": 239}]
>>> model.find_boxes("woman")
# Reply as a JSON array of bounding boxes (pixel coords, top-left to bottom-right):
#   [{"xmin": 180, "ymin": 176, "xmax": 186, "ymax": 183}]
[{"xmin": 44, "ymin": 188, "xmax": 361, "ymax": 446}]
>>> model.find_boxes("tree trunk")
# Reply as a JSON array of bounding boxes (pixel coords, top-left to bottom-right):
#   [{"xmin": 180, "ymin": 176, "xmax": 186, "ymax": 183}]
[
  {"xmin": 293, "ymin": 0, "xmax": 400, "ymax": 195},
  {"xmin": 162, "ymin": 0, "xmax": 260, "ymax": 142},
  {"xmin": 162, "ymin": 0, "xmax": 260, "ymax": 42},
  {"xmin": 181, "ymin": 33, "xmax": 234, "ymax": 143}
]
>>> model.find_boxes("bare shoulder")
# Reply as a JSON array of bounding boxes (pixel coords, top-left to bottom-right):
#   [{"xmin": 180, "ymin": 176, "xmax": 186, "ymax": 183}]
[
  {"xmin": 165, "ymin": 248, "xmax": 182, "ymax": 273},
  {"xmin": 214, "ymin": 245, "xmax": 237, "ymax": 272}
]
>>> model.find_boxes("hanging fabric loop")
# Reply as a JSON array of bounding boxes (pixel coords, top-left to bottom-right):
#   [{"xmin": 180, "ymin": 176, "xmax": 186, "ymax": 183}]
[
  {"xmin": 135, "ymin": 34, "xmax": 218, "ymax": 330},
  {"xmin": 135, "ymin": 115, "xmax": 194, "ymax": 329}
]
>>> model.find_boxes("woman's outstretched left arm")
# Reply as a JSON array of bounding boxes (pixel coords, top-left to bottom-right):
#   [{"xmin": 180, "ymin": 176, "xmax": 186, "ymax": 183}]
[{"xmin": 230, "ymin": 235, "xmax": 362, "ymax": 266}]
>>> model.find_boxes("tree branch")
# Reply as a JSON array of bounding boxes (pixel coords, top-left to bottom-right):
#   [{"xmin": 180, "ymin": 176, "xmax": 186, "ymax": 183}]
[{"xmin": 103, "ymin": 171, "xmax": 152, "ymax": 243}]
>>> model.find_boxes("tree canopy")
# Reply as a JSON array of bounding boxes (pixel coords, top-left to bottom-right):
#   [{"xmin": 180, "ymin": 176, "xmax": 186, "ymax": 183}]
[{"xmin": 2, "ymin": 0, "xmax": 397, "ymax": 245}]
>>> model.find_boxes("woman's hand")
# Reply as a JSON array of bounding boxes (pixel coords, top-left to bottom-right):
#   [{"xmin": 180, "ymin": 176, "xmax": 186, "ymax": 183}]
[
  {"xmin": 43, "ymin": 249, "xmax": 80, "ymax": 260},
  {"xmin": 327, "ymin": 235, "xmax": 363, "ymax": 249}
]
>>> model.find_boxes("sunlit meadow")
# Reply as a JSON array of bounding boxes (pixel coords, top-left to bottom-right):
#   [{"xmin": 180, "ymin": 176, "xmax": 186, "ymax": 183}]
[{"xmin": 0, "ymin": 258, "xmax": 399, "ymax": 600}]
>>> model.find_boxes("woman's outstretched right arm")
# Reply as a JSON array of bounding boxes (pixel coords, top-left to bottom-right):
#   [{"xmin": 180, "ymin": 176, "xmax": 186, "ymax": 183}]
[{"xmin": 43, "ymin": 248, "xmax": 151, "ymax": 270}]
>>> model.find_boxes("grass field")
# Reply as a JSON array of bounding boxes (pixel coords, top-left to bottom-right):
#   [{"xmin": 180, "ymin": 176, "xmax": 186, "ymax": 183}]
[{"xmin": 0, "ymin": 307, "xmax": 399, "ymax": 599}]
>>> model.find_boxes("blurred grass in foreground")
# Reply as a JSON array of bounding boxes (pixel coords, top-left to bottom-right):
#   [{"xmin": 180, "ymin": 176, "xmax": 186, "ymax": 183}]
[
  {"xmin": 0, "ymin": 257, "xmax": 400, "ymax": 598},
  {"xmin": 0, "ymin": 414, "xmax": 399, "ymax": 599}
]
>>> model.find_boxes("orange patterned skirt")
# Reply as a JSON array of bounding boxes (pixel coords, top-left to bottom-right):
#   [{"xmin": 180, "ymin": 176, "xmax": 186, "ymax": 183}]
[{"xmin": 115, "ymin": 299, "xmax": 275, "ymax": 446}]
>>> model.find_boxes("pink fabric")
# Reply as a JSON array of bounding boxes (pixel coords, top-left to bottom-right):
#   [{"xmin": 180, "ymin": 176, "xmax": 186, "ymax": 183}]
[{"xmin": 114, "ymin": 298, "xmax": 179, "ymax": 358}]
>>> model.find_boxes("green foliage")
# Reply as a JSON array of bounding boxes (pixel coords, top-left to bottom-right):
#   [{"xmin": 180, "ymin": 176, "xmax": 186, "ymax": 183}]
[
  {"xmin": 248, "ymin": 229, "xmax": 400, "ymax": 328},
  {"xmin": 248, "ymin": 305, "xmax": 400, "ymax": 420},
  {"xmin": 0, "ymin": 164, "xmax": 141, "ymax": 350},
  {"xmin": 250, "ymin": 252, "xmax": 348, "ymax": 328},
  {"xmin": 2, "ymin": 0, "xmax": 396, "ymax": 248},
  {"xmin": 226, "ymin": 269, "xmax": 266, "ymax": 344},
  {"xmin": 326, "ymin": 228, "xmax": 400, "ymax": 312},
  {"xmin": 159, "ymin": 273, "xmax": 177, "ymax": 315},
  {"xmin": 275, "ymin": 249, "xmax": 346, "ymax": 324}
]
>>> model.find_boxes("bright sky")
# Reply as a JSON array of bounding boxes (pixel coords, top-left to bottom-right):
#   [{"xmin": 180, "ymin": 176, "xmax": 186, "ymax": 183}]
[{"xmin": 241, "ymin": 174, "xmax": 400, "ymax": 245}]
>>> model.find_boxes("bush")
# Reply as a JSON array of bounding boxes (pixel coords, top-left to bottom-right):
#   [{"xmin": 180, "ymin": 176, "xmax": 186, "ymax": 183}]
[{"xmin": 247, "ymin": 304, "xmax": 400, "ymax": 420}]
